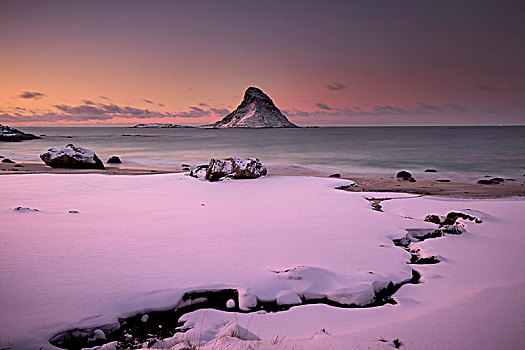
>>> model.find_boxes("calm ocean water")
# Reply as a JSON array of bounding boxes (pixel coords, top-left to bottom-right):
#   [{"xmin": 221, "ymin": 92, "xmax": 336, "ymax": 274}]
[{"xmin": 2, "ymin": 126, "xmax": 525, "ymax": 178}]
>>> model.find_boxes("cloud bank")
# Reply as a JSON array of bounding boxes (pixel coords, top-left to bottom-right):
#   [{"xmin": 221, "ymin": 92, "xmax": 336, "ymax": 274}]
[{"xmin": 0, "ymin": 100, "xmax": 229, "ymax": 124}]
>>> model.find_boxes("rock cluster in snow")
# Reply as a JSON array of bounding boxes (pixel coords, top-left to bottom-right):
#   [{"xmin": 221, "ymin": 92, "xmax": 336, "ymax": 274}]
[
  {"xmin": 203, "ymin": 87, "xmax": 297, "ymax": 128},
  {"xmin": 40, "ymin": 144, "xmax": 105, "ymax": 169},
  {"xmin": 0, "ymin": 124, "xmax": 40, "ymax": 142},
  {"xmin": 190, "ymin": 157, "xmax": 268, "ymax": 181}
]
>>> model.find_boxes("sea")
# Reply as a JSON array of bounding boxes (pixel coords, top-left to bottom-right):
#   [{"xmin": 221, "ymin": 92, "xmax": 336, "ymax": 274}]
[{"xmin": 2, "ymin": 126, "xmax": 525, "ymax": 179}]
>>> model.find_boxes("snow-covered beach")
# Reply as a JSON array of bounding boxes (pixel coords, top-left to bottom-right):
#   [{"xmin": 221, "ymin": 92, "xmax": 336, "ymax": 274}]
[{"xmin": 1, "ymin": 172, "xmax": 524, "ymax": 349}]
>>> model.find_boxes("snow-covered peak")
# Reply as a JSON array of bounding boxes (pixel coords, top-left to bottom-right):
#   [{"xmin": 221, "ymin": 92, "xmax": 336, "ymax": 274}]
[{"xmin": 203, "ymin": 87, "xmax": 298, "ymax": 128}]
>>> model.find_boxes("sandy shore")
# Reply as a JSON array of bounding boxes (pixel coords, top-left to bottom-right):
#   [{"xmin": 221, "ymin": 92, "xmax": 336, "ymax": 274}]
[
  {"xmin": 2, "ymin": 160, "xmax": 525, "ymax": 198},
  {"xmin": 341, "ymin": 175, "xmax": 525, "ymax": 199},
  {"xmin": 0, "ymin": 160, "xmax": 181, "ymax": 175}
]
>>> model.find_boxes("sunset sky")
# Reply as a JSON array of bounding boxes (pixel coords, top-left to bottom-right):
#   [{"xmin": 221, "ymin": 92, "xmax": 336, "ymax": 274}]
[{"xmin": 1, "ymin": 0, "xmax": 524, "ymax": 126}]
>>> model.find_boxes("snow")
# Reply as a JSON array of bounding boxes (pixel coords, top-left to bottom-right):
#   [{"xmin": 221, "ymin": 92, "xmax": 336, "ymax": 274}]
[{"xmin": 0, "ymin": 173, "xmax": 524, "ymax": 349}]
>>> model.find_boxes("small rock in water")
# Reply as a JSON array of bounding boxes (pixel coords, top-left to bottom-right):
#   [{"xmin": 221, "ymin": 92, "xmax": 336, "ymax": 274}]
[
  {"xmin": 477, "ymin": 177, "xmax": 504, "ymax": 185},
  {"xmin": 182, "ymin": 167, "xmax": 190, "ymax": 171},
  {"xmin": 107, "ymin": 156, "xmax": 122, "ymax": 164},
  {"xmin": 181, "ymin": 163, "xmax": 190, "ymax": 167},
  {"xmin": 435, "ymin": 179, "xmax": 451, "ymax": 182},
  {"xmin": 424, "ymin": 169, "xmax": 438, "ymax": 172},
  {"xmin": 226, "ymin": 299, "xmax": 235, "ymax": 309},
  {"xmin": 1, "ymin": 158, "xmax": 15, "ymax": 163},
  {"xmin": 396, "ymin": 170, "xmax": 416, "ymax": 182},
  {"xmin": 329, "ymin": 173, "xmax": 341, "ymax": 178},
  {"xmin": 13, "ymin": 164, "xmax": 24, "ymax": 167},
  {"xmin": 69, "ymin": 210, "xmax": 79, "ymax": 214},
  {"xmin": 141, "ymin": 314, "xmax": 149, "ymax": 323}
]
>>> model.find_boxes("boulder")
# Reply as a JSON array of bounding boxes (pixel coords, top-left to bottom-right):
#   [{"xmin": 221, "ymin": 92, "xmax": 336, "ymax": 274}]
[
  {"xmin": 396, "ymin": 170, "xmax": 416, "ymax": 182},
  {"xmin": 40, "ymin": 144, "xmax": 105, "ymax": 169},
  {"xmin": 107, "ymin": 156, "xmax": 122, "ymax": 164},
  {"xmin": 205, "ymin": 157, "xmax": 267, "ymax": 181},
  {"xmin": 477, "ymin": 177, "xmax": 504, "ymax": 185}
]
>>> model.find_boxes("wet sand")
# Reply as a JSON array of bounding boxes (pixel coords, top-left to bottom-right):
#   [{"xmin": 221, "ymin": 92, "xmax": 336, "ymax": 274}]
[
  {"xmin": 342, "ymin": 176, "xmax": 525, "ymax": 199},
  {"xmin": 0, "ymin": 161, "xmax": 181, "ymax": 175},
  {"xmin": 2, "ymin": 160, "xmax": 525, "ymax": 199}
]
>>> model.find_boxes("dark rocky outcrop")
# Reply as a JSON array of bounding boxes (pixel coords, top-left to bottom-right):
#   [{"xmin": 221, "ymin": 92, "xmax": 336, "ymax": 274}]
[
  {"xmin": 0, "ymin": 124, "xmax": 40, "ymax": 142},
  {"xmin": 205, "ymin": 157, "xmax": 267, "ymax": 181},
  {"xmin": 424, "ymin": 211, "xmax": 482, "ymax": 226},
  {"xmin": 477, "ymin": 177, "xmax": 504, "ymax": 185},
  {"xmin": 335, "ymin": 183, "xmax": 358, "ymax": 190},
  {"xmin": 203, "ymin": 87, "xmax": 297, "ymax": 128},
  {"xmin": 1, "ymin": 158, "xmax": 15, "ymax": 163},
  {"xmin": 107, "ymin": 156, "xmax": 122, "ymax": 164},
  {"xmin": 396, "ymin": 171, "xmax": 416, "ymax": 182},
  {"xmin": 40, "ymin": 144, "xmax": 105, "ymax": 169}
]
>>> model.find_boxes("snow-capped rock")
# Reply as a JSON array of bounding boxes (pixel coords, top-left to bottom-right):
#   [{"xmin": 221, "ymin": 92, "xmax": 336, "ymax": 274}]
[
  {"xmin": 205, "ymin": 157, "xmax": 267, "ymax": 181},
  {"xmin": 40, "ymin": 144, "xmax": 105, "ymax": 169},
  {"xmin": 0, "ymin": 124, "xmax": 40, "ymax": 142},
  {"xmin": 203, "ymin": 87, "xmax": 297, "ymax": 128},
  {"xmin": 189, "ymin": 165, "xmax": 209, "ymax": 179}
]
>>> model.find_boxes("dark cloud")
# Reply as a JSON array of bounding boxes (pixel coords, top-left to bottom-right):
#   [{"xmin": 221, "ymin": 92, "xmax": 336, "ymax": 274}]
[
  {"xmin": 324, "ymin": 82, "xmax": 346, "ymax": 91},
  {"xmin": 82, "ymin": 100, "xmax": 95, "ymax": 105},
  {"xmin": 99, "ymin": 96, "xmax": 110, "ymax": 100},
  {"xmin": 157, "ymin": 103, "xmax": 165, "ymax": 107},
  {"xmin": 198, "ymin": 103, "xmax": 209, "ymax": 107},
  {"xmin": 316, "ymin": 103, "xmax": 332, "ymax": 110},
  {"xmin": 477, "ymin": 84, "xmax": 494, "ymax": 90},
  {"xmin": 19, "ymin": 91, "xmax": 46, "ymax": 100},
  {"xmin": 143, "ymin": 99, "xmax": 154, "ymax": 104}
]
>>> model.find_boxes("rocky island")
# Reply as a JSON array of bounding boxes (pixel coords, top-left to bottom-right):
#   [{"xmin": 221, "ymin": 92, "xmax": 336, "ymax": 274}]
[
  {"xmin": 132, "ymin": 123, "xmax": 195, "ymax": 128},
  {"xmin": 202, "ymin": 87, "xmax": 297, "ymax": 128},
  {"xmin": 0, "ymin": 124, "xmax": 40, "ymax": 142}
]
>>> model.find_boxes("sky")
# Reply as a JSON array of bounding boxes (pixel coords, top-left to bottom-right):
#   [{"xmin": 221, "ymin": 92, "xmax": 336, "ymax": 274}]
[{"xmin": 1, "ymin": 0, "xmax": 524, "ymax": 126}]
